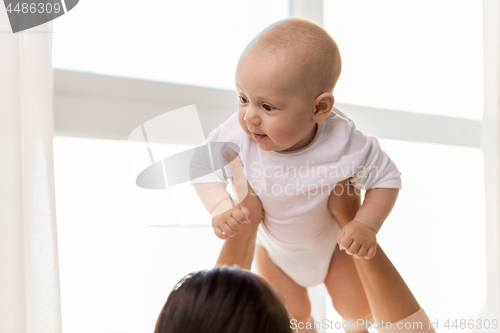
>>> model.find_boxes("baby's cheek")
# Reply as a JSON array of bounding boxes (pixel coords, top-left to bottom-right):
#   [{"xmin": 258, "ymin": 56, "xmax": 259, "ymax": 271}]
[
  {"xmin": 281, "ymin": 125, "xmax": 303, "ymax": 142},
  {"xmin": 237, "ymin": 117, "xmax": 250, "ymax": 135}
]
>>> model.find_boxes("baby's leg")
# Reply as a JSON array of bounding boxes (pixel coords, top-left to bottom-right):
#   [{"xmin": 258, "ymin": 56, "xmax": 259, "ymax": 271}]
[
  {"xmin": 324, "ymin": 244, "xmax": 372, "ymax": 333},
  {"xmin": 255, "ymin": 245, "xmax": 317, "ymax": 333}
]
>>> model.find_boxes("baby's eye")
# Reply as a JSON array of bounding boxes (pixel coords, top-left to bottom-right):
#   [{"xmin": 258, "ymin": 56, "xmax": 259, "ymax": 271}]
[
  {"xmin": 239, "ymin": 96, "xmax": 248, "ymax": 104},
  {"xmin": 262, "ymin": 104, "xmax": 275, "ymax": 111}
]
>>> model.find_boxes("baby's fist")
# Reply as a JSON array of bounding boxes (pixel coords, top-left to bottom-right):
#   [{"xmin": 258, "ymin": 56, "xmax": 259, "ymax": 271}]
[
  {"xmin": 337, "ymin": 220, "xmax": 377, "ymax": 260},
  {"xmin": 212, "ymin": 201, "xmax": 250, "ymax": 239}
]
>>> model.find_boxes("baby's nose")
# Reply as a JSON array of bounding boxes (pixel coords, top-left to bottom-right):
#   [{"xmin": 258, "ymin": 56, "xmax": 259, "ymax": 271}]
[{"xmin": 244, "ymin": 108, "xmax": 260, "ymax": 124}]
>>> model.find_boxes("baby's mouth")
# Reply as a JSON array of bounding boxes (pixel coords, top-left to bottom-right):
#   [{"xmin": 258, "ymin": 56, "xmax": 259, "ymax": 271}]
[{"xmin": 252, "ymin": 132, "xmax": 267, "ymax": 140}]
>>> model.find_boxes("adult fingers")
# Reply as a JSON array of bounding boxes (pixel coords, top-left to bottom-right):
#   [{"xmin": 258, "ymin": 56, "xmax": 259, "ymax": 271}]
[{"xmin": 239, "ymin": 205, "xmax": 251, "ymax": 224}]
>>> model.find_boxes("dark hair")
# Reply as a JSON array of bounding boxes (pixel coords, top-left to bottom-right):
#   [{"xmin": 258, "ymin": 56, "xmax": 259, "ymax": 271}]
[{"xmin": 154, "ymin": 265, "xmax": 292, "ymax": 333}]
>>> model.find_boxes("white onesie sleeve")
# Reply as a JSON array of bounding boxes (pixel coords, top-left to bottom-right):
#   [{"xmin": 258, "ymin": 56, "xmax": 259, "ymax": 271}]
[
  {"xmin": 189, "ymin": 112, "xmax": 243, "ymax": 185},
  {"xmin": 332, "ymin": 108, "xmax": 402, "ymax": 191},
  {"xmin": 348, "ymin": 134, "xmax": 402, "ymax": 191}
]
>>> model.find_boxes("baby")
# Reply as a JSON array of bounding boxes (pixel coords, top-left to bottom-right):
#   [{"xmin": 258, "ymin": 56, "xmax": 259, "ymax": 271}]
[{"xmin": 190, "ymin": 18, "xmax": 401, "ymax": 333}]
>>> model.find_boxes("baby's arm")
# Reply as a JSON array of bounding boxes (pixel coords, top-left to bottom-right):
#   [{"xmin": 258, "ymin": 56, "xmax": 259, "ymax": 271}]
[
  {"xmin": 196, "ymin": 147, "xmax": 264, "ymax": 268},
  {"xmin": 215, "ymin": 186, "xmax": 264, "ymax": 269},
  {"xmin": 351, "ymin": 187, "xmax": 399, "ymax": 234},
  {"xmin": 333, "ymin": 129, "xmax": 401, "ymax": 258},
  {"xmin": 193, "ymin": 147, "xmax": 263, "ymax": 239},
  {"xmin": 188, "ymin": 115, "xmax": 250, "ymax": 238},
  {"xmin": 193, "ymin": 182, "xmax": 250, "ymax": 239},
  {"xmin": 330, "ymin": 185, "xmax": 398, "ymax": 259},
  {"xmin": 215, "ymin": 212, "xmax": 262, "ymax": 269}
]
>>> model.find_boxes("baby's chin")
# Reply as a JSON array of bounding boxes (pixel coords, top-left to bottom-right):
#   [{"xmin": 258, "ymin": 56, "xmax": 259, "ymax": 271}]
[
  {"xmin": 251, "ymin": 136, "xmax": 274, "ymax": 151},
  {"xmin": 256, "ymin": 141, "xmax": 286, "ymax": 153},
  {"xmin": 250, "ymin": 135, "xmax": 297, "ymax": 152}
]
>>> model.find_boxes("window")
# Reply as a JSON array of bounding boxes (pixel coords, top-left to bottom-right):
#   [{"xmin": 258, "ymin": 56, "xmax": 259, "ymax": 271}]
[
  {"xmin": 375, "ymin": 139, "xmax": 485, "ymax": 321},
  {"xmin": 324, "ymin": 0, "xmax": 483, "ymax": 120},
  {"xmin": 52, "ymin": 0, "xmax": 289, "ymax": 90},
  {"xmin": 54, "ymin": 136, "xmax": 223, "ymax": 333}
]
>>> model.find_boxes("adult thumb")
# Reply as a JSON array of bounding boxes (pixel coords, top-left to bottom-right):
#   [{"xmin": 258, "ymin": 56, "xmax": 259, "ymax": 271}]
[{"xmin": 221, "ymin": 147, "xmax": 249, "ymax": 205}]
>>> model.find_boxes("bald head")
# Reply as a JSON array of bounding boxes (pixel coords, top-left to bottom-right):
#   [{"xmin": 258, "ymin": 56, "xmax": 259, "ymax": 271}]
[{"xmin": 239, "ymin": 18, "xmax": 342, "ymax": 96}]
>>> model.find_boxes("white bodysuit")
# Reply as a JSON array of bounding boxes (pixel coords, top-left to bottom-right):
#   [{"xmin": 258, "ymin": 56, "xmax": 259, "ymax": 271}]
[{"xmin": 189, "ymin": 106, "xmax": 402, "ymax": 288}]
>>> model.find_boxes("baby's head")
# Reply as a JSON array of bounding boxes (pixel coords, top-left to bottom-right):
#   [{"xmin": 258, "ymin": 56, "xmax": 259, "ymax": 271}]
[{"xmin": 236, "ymin": 18, "xmax": 341, "ymax": 152}]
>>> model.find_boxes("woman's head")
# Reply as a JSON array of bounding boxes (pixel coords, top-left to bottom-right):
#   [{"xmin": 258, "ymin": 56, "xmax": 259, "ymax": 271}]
[{"xmin": 154, "ymin": 265, "xmax": 292, "ymax": 333}]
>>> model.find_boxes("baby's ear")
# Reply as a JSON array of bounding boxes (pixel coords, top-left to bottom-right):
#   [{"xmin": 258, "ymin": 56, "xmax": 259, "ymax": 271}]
[{"xmin": 314, "ymin": 93, "xmax": 334, "ymax": 119}]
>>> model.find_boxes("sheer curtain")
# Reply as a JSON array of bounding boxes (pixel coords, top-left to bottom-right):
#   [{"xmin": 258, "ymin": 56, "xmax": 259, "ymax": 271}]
[
  {"xmin": 482, "ymin": 0, "xmax": 500, "ymax": 320},
  {"xmin": 0, "ymin": 12, "xmax": 62, "ymax": 333}
]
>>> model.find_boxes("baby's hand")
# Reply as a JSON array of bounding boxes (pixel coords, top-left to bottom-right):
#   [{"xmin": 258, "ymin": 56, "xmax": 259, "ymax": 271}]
[
  {"xmin": 212, "ymin": 200, "xmax": 250, "ymax": 239},
  {"xmin": 337, "ymin": 220, "xmax": 377, "ymax": 260}
]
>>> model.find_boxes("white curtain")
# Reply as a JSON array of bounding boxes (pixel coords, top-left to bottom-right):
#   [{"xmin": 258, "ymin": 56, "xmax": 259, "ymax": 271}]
[
  {"xmin": 482, "ymin": 0, "xmax": 500, "ymax": 320},
  {"xmin": 0, "ymin": 12, "xmax": 62, "ymax": 333}
]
